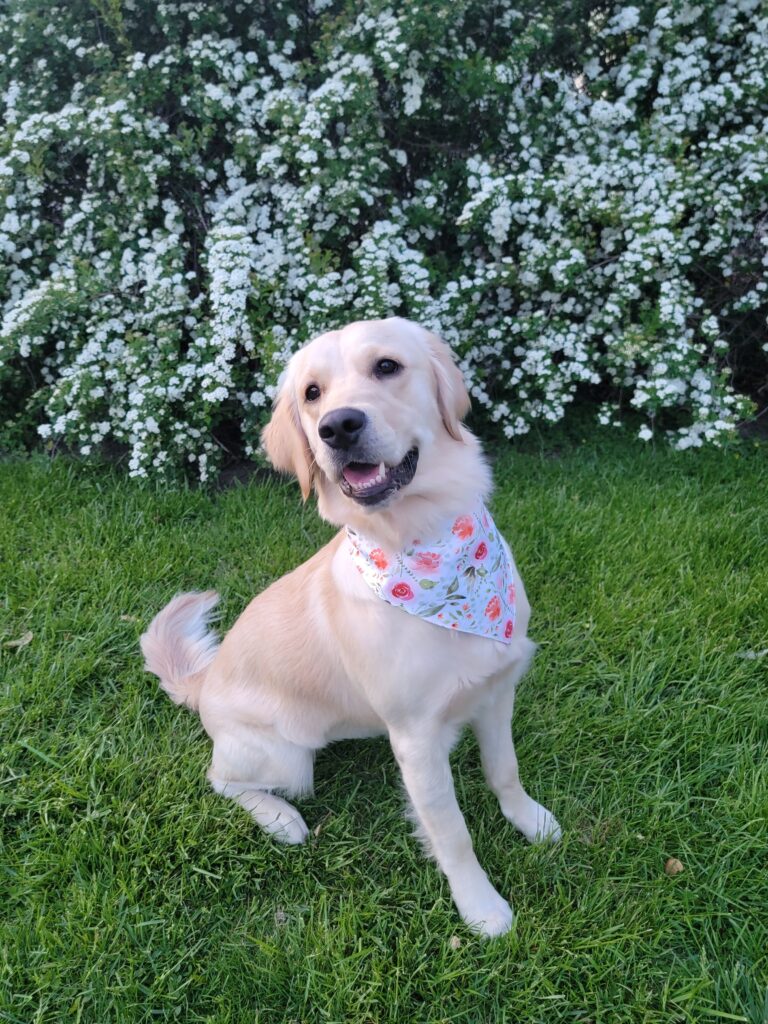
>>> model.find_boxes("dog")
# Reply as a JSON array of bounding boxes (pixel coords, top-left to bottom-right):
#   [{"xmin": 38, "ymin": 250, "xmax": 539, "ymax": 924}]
[{"xmin": 141, "ymin": 316, "xmax": 560, "ymax": 937}]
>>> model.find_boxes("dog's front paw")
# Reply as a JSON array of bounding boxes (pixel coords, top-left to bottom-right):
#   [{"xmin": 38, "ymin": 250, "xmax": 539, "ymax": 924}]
[
  {"xmin": 504, "ymin": 797, "xmax": 562, "ymax": 845},
  {"xmin": 524, "ymin": 804, "xmax": 562, "ymax": 845},
  {"xmin": 456, "ymin": 884, "xmax": 514, "ymax": 939}
]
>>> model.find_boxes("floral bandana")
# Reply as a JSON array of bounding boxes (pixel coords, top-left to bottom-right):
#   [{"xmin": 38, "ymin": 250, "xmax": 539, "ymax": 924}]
[{"xmin": 346, "ymin": 501, "xmax": 516, "ymax": 643}]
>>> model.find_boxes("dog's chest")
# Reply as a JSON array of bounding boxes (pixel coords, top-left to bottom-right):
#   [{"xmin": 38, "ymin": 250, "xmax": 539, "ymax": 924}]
[{"xmin": 331, "ymin": 538, "xmax": 528, "ymax": 714}]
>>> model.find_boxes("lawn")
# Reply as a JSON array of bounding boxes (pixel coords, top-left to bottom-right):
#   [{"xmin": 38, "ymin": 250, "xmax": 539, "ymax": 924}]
[{"xmin": 1, "ymin": 434, "xmax": 766, "ymax": 1024}]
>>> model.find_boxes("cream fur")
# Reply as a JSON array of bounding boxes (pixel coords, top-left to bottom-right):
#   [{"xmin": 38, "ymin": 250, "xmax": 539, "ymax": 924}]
[{"xmin": 141, "ymin": 317, "xmax": 560, "ymax": 937}]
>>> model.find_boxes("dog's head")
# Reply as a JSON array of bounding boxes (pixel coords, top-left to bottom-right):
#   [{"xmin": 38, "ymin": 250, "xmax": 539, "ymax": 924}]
[{"xmin": 262, "ymin": 318, "xmax": 483, "ymax": 530}]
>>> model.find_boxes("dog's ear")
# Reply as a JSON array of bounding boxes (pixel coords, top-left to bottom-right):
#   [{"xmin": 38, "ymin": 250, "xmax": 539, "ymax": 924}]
[
  {"xmin": 261, "ymin": 388, "xmax": 314, "ymax": 501},
  {"xmin": 426, "ymin": 332, "xmax": 470, "ymax": 441}
]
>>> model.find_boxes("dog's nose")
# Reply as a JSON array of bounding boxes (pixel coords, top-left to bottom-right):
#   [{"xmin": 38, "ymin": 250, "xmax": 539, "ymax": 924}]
[{"xmin": 318, "ymin": 407, "xmax": 367, "ymax": 450}]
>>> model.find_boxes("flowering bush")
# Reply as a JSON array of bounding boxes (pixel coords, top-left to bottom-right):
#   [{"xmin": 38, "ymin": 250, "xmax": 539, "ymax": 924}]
[{"xmin": 0, "ymin": 0, "xmax": 766, "ymax": 478}]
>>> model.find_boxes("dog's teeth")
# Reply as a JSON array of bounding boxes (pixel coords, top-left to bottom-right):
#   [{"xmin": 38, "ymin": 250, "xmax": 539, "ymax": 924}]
[{"xmin": 348, "ymin": 462, "xmax": 390, "ymax": 493}]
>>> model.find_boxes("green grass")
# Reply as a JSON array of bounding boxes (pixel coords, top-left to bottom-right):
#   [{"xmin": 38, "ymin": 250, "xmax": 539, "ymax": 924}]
[{"xmin": 1, "ymin": 434, "xmax": 767, "ymax": 1024}]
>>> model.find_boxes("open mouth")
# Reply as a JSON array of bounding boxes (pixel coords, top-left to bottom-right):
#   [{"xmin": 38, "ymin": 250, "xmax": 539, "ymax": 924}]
[{"xmin": 339, "ymin": 448, "xmax": 419, "ymax": 506}]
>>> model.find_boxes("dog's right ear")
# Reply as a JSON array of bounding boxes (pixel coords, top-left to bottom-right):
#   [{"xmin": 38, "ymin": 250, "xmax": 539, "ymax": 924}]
[{"xmin": 261, "ymin": 388, "xmax": 314, "ymax": 501}]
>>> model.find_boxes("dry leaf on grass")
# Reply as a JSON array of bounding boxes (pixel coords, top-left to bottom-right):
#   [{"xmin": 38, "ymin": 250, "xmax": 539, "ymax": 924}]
[
  {"xmin": 4, "ymin": 631, "xmax": 33, "ymax": 650},
  {"xmin": 312, "ymin": 812, "xmax": 333, "ymax": 837},
  {"xmin": 664, "ymin": 857, "xmax": 684, "ymax": 876},
  {"xmin": 120, "ymin": 614, "xmax": 139, "ymax": 623}
]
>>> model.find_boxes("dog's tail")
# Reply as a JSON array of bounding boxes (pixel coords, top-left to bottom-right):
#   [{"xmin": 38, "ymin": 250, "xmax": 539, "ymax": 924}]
[{"xmin": 140, "ymin": 590, "xmax": 220, "ymax": 712}]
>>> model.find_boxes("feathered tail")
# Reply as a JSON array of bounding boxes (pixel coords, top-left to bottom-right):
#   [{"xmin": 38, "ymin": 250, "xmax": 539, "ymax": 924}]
[{"xmin": 140, "ymin": 590, "xmax": 220, "ymax": 711}]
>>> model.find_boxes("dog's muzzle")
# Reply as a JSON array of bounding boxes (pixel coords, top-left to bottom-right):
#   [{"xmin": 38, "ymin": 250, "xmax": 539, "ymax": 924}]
[{"xmin": 318, "ymin": 406, "xmax": 419, "ymax": 506}]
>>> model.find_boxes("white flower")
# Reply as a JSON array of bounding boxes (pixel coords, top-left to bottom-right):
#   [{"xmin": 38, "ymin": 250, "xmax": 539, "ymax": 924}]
[{"xmin": 0, "ymin": 0, "xmax": 759, "ymax": 480}]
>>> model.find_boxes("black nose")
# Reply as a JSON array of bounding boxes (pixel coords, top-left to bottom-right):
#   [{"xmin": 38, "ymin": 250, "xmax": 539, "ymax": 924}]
[{"xmin": 318, "ymin": 407, "xmax": 367, "ymax": 450}]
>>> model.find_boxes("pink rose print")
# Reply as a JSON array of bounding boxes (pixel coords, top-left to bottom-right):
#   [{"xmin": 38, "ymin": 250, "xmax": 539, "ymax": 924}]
[
  {"xmin": 504, "ymin": 620, "xmax": 514, "ymax": 639},
  {"xmin": 485, "ymin": 595, "xmax": 502, "ymax": 621},
  {"xmin": 389, "ymin": 581, "xmax": 414, "ymax": 601},
  {"xmin": 412, "ymin": 550, "xmax": 441, "ymax": 573},
  {"xmin": 452, "ymin": 515, "xmax": 474, "ymax": 540},
  {"xmin": 507, "ymin": 583, "xmax": 516, "ymax": 604},
  {"xmin": 474, "ymin": 541, "xmax": 488, "ymax": 561},
  {"xmin": 370, "ymin": 547, "xmax": 389, "ymax": 570}
]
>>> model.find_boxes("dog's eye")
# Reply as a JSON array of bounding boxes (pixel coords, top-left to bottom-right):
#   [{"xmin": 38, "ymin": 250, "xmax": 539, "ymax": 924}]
[
  {"xmin": 304, "ymin": 383, "xmax": 321, "ymax": 402},
  {"xmin": 374, "ymin": 358, "xmax": 401, "ymax": 378}
]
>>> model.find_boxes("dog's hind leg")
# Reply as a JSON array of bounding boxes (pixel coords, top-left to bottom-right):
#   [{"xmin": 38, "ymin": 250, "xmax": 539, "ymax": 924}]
[
  {"xmin": 208, "ymin": 779, "xmax": 309, "ymax": 844},
  {"xmin": 207, "ymin": 729, "xmax": 313, "ymax": 845}
]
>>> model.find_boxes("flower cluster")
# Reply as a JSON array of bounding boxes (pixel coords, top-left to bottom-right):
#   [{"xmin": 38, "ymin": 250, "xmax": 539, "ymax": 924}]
[{"xmin": 0, "ymin": 0, "xmax": 765, "ymax": 477}]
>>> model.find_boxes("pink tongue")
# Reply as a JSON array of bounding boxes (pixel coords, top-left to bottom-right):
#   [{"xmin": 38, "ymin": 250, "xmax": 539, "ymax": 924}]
[{"xmin": 343, "ymin": 463, "xmax": 380, "ymax": 486}]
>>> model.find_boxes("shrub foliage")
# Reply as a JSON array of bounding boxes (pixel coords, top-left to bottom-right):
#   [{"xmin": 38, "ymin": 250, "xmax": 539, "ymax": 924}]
[{"xmin": 1, "ymin": 0, "xmax": 766, "ymax": 477}]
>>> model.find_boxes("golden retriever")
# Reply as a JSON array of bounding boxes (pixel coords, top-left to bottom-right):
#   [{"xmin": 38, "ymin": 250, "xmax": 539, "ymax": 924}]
[{"xmin": 141, "ymin": 316, "xmax": 560, "ymax": 937}]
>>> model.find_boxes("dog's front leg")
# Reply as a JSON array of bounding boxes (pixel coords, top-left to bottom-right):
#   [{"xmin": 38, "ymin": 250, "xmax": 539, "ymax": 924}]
[
  {"xmin": 471, "ymin": 683, "xmax": 561, "ymax": 844},
  {"xmin": 389, "ymin": 725, "xmax": 513, "ymax": 938}
]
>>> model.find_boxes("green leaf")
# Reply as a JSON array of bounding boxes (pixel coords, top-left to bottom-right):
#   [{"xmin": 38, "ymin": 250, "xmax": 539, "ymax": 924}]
[{"xmin": 418, "ymin": 578, "xmax": 437, "ymax": 589}]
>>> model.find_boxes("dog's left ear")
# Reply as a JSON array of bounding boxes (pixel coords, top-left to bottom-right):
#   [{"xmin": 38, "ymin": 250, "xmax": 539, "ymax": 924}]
[
  {"xmin": 261, "ymin": 387, "xmax": 314, "ymax": 501},
  {"xmin": 426, "ymin": 331, "xmax": 471, "ymax": 441}
]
